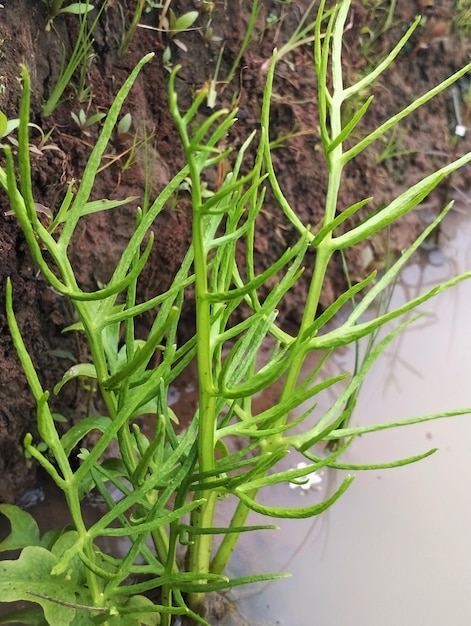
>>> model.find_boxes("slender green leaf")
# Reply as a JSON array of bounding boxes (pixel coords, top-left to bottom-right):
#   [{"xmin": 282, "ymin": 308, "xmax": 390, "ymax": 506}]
[
  {"xmin": 60, "ymin": 416, "xmax": 112, "ymax": 457},
  {"xmin": 54, "ymin": 363, "xmax": 97, "ymax": 395},
  {"xmin": 0, "ymin": 110, "xmax": 7, "ymax": 136},
  {"xmin": 235, "ymin": 474, "xmax": 354, "ymax": 519},
  {"xmin": 60, "ymin": 197, "xmax": 137, "ymax": 223}
]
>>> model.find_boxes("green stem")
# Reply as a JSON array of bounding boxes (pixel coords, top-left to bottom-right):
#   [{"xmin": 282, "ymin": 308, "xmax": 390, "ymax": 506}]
[
  {"xmin": 66, "ymin": 489, "xmax": 106, "ymax": 614},
  {"xmin": 214, "ymin": 1, "xmax": 350, "ymax": 575},
  {"xmin": 119, "ymin": 0, "xmax": 146, "ymax": 57},
  {"xmin": 187, "ymin": 191, "xmax": 218, "ymax": 615},
  {"xmin": 174, "ymin": 109, "xmax": 218, "ymax": 615},
  {"xmin": 271, "ymin": 1, "xmax": 347, "ymax": 435},
  {"xmin": 6, "ymin": 280, "xmax": 105, "ymax": 615},
  {"xmin": 211, "ymin": 491, "xmax": 253, "ymax": 575},
  {"xmin": 76, "ymin": 300, "xmax": 138, "ymax": 477}
]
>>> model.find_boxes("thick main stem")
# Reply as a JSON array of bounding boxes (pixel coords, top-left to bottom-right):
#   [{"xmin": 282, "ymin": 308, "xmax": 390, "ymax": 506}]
[
  {"xmin": 213, "ymin": 3, "xmax": 348, "ymax": 574},
  {"xmin": 186, "ymin": 156, "xmax": 218, "ymax": 616}
]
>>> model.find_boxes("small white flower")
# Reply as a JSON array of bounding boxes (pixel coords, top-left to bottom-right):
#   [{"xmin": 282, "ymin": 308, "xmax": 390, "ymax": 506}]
[{"xmin": 289, "ymin": 461, "xmax": 323, "ymax": 492}]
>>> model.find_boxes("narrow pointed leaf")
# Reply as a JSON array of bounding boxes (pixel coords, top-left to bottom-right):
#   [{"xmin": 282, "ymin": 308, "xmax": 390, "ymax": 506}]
[{"xmin": 235, "ymin": 474, "xmax": 354, "ymax": 519}]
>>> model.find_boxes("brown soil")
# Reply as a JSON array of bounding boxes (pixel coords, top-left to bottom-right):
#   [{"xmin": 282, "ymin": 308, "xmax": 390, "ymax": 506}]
[{"xmin": 0, "ymin": 0, "xmax": 470, "ymax": 504}]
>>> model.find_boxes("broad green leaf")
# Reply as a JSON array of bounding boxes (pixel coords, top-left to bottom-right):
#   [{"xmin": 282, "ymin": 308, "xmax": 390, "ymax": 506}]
[
  {"xmin": 0, "ymin": 546, "xmax": 91, "ymax": 626},
  {"xmin": 70, "ymin": 612, "xmax": 96, "ymax": 625},
  {"xmin": 0, "ymin": 505, "xmax": 41, "ymax": 552},
  {"xmin": 53, "ymin": 363, "xmax": 97, "ymax": 395},
  {"xmin": 70, "ymin": 111, "xmax": 84, "ymax": 127},
  {"xmin": 52, "ymin": 412, "xmax": 68, "ymax": 423},
  {"xmin": 174, "ymin": 11, "xmax": 198, "ymax": 32},
  {"xmin": 59, "ymin": 3, "xmax": 95, "ymax": 15},
  {"xmin": 3, "ymin": 117, "xmax": 19, "ymax": 138},
  {"xmin": 62, "ymin": 320, "xmax": 85, "ymax": 333},
  {"xmin": 117, "ymin": 113, "xmax": 132, "ymax": 135},
  {"xmin": 40, "ymin": 529, "xmax": 64, "ymax": 551}
]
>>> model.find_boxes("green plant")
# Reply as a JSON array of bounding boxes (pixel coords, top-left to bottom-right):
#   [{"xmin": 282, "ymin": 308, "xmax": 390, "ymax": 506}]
[
  {"xmin": 44, "ymin": 0, "xmax": 95, "ymax": 32},
  {"xmin": 119, "ymin": 0, "xmax": 197, "ymax": 57},
  {"xmin": 0, "ymin": 109, "xmax": 58, "ymax": 158},
  {"xmin": 357, "ymin": 0, "xmax": 398, "ymax": 63},
  {"xmin": 116, "ymin": 112, "xmax": 133, "ymax": 140},
  {"xmin": 161, "ymin": 8, "xmax": 198, "ymax": 38},
  {"xmin": 138, "ymin": 3, "xmax": 199, "ymax": 70},
  {"xmin": 145, "ymin": 0, "xmax": 164, "ymax": 13},
  {"xmin": 71, "ymin": 108, "xmax": 106, "ymax": 135},
  {"xmin": 42, "ymin": 0, "xmax": 104, "ymax": 116},
  {"xmin": 267, "ymin": 0, "xmax": 318, "ymax": 64},
  {"xmin": 119, "ymin": 0, "xmax": 147, "ymax": 57},
  {"xmin": 2, "ymin": 2, "xmax": 471, "ymax": 624},
  {"xmin": 454, "ymin": 0, "xmax": 471, "ymax": 38},
  {"xmin": 0, "ymin": 109, "xmax": 19, "ymax": 143},
  {"xmin": 96, "ymin": 115, "xmax": 156, "ymax": 183},
  {"xmin": 162, "ymin": 8, "xmax": 199, "ymax": 54},
  {"xmin": 376, "ymin": 127, "xmax": 403, "ymax": 161},
  {"xmin": 221, "ymin": 0, "xmax": 260, "ymax": 91}
]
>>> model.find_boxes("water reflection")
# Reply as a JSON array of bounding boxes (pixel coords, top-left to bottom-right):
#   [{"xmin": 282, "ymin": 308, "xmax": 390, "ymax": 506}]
[{"xmin": 233, "ymin": 202, "xmax": 471, "ymax": 626}]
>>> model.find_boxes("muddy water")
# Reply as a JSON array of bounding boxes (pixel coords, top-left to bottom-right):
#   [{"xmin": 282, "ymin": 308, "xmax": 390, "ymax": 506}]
[{"xmin": 229, "ymin": 202, "xmax": 471, "ymax": 626}]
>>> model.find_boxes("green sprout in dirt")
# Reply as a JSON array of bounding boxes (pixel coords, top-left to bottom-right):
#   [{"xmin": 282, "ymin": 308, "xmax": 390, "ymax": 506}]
[
  {"xmin": 1, "ymin": 1, "xmax": 471, "ymax": 624},
  {"xmin": 119, "ymin": 0, "xmax": 198, "ymax": 57},
  {"xmin": 71, "ymin": 108, "xmax": 106, "ymax": 135},
  {"xmin": 42, "ymin": 0, "xmax": 104, "ymax": 116},
  {"xmin": 44, "ymin": 0, "xmax": 95, "ymax": 32},
  {"xmin": 119, "ymin": 0, "xmax": 147, "ymax": 57},
  {"xmin": 454, "ymin": 0, "xmax": 471, "ymax": 38},
  {"xmin": 358, "ymin": 0, "xmax": 397, "ymax": 58}
]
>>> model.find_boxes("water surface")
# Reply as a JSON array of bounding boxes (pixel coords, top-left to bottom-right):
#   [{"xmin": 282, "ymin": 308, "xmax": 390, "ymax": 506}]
[{"xmin": 232, "ymin": 203, "xmax": 471, "ymax": 626}]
